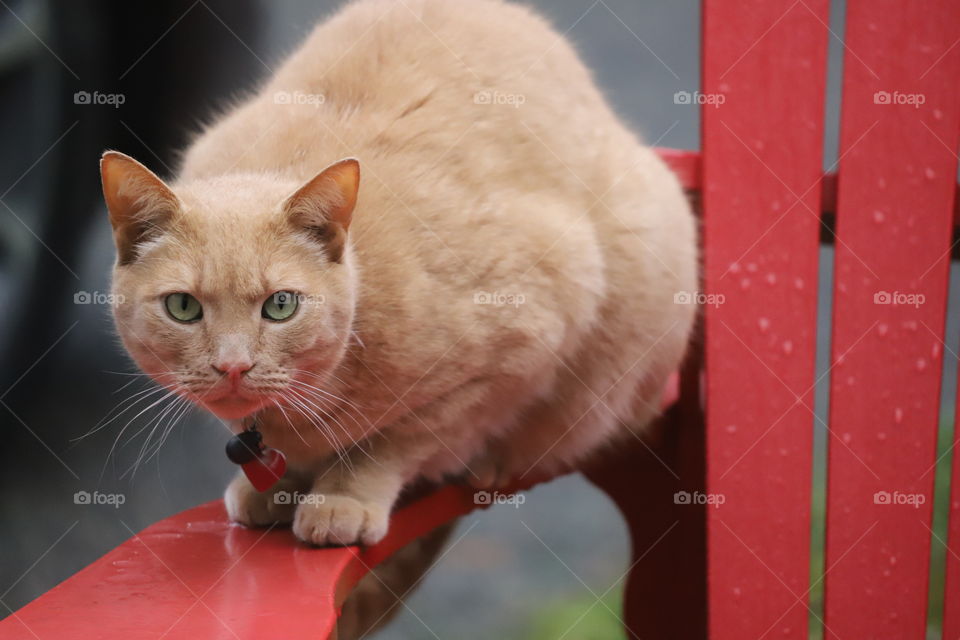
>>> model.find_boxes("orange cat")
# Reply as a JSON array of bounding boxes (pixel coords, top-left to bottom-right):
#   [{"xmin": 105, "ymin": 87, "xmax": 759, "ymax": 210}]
[{"xmin": 101, "ymin": 0, "xmax": 696, "ymax": 550}]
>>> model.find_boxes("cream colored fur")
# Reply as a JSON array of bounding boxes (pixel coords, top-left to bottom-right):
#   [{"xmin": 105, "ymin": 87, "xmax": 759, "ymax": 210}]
[{"xmin": 103, "ymin": 0, "xmax": 696, "ymax": 550}]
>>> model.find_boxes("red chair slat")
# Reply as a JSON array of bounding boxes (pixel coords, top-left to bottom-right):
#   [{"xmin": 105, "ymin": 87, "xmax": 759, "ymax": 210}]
[
  {"xmin": 824, "ymin": 1, "xmax": 960, "ymax": 637},
  {"xmin": 655, "ymin": 147, "xmax": 701, "ymax": 191},
  {"xmin": 948, "ymin": 399, "xmax": 960, "ymax": 639},
  {"xmin": 702, "ymin": 2, "xmax": 829, "ymax": 638}
]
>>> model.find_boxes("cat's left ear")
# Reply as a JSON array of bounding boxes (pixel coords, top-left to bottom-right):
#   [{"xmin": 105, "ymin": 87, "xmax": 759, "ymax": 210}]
[
  {"xmin": 283, "ymin": 158, "xmax": 359, "ymax": 263},
  {"xmin": 100, "ymin": 151, "xmax": 179, "ymax": 265}
]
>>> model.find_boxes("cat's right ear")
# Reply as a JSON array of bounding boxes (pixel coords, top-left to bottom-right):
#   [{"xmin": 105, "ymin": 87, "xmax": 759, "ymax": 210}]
[
  {"xmin": 283, "ymin": 158, "xmax": 359, "ymax": 263},
  {"xmin": 100, "ymin": 151, "xmax": 179, "ymax": 265}
]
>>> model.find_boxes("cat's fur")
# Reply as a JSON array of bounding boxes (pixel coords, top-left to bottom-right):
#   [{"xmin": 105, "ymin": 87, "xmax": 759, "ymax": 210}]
[{"xmin": 102, "ymin": 0, "xmax": 696, "ymax": 553}]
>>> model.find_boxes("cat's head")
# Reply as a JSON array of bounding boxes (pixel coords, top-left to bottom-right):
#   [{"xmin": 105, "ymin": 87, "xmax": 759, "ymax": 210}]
[{"xmin": 100, "ymin": 151, "xmax": 359, "ymax": 420}]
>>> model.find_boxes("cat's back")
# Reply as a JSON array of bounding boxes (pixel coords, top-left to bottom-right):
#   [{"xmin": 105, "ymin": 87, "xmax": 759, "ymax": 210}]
[
  {"xmin": 268, "ymin": 0, "xmax": 601, "ymax": 116},
  {"xmin": 180, "ymin": 0, "xmax": 623, "ymax": 189}
]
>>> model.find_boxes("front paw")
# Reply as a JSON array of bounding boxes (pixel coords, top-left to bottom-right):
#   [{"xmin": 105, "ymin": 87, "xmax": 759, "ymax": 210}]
[
  {"xmin": 224, "ymin": 473, "xmax": 299, "ymax": 527},
  {"xmin": 292, "ymin": 494, "xmax": 389, "ymax": 547}
]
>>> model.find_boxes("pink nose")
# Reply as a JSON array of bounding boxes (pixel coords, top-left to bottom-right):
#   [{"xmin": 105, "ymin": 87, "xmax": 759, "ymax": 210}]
[{"xmin": 212, "ymin": 361, "xmax": 254, "ymax": 381}]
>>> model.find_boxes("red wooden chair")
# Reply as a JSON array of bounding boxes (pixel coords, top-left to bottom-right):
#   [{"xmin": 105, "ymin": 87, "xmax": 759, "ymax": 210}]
[{"xmin": 3, "ymin": 1, "xmax": 960, "ymax": 638}]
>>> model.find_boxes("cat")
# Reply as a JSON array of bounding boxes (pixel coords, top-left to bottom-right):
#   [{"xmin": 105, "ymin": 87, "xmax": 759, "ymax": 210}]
[{"xmin": 102, "ymin": 0, "xmax": 696, "ymax": 554}]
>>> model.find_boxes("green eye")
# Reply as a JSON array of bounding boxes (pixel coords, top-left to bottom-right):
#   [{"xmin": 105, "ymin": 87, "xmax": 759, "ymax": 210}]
[
  {"xmin": 164, "ymin": 293, "xmax": 203, "ymax": 322},
  {"xmin": 263, "ymin": 291, "xmax": 299, "ymax": 321}
]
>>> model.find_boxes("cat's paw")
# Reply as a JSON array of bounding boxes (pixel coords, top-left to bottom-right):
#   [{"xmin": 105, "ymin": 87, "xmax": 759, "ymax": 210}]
[
  {"xmin": 466, "ymin": 451, "xmax": 516, "ymax": 490},
  {"xmin": 466, "ymin": 456, "xmax": 503, "ymax": 489},
  {"xmin": 292, "ymin": 494, "xmax": 389, "ymax": 547},
  {"xmin": 224, "ymin": 473, "xmax": 298, "ymax": 527}
]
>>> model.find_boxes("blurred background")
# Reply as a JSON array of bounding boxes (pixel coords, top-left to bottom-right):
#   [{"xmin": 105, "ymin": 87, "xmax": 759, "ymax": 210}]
[{"xmin": 0, "ymin": 1, "xmax": 957, "ymax": 638}]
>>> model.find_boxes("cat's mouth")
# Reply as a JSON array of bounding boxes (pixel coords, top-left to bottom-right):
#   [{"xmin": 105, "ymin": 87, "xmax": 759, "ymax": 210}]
[{"xmin": 201, "ymin": 389, "xmax": 268, "ymax": 420}]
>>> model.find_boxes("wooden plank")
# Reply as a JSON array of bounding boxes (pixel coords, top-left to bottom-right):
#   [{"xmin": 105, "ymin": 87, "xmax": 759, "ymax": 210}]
[
  {"xmin": 947, "ymin": 391, "xmax": 960, "ymax": 640},
  {"xmin": 0, "ymin": 490, "xmax": 500, "ymax": 640},
  {"xmin": 650, "ymin": 147, "xmax": 960, "ymax": 227},
  {"xmin": 824, "ymin": 1, "xmax": 960, "ymax": 637},
  {"xmin": 701, "ymin": 1, "xmax": 829, "ymax": 639},
  {"xmin": 0, "ymin": 384, "xmax": 687, "ymax": 639}
]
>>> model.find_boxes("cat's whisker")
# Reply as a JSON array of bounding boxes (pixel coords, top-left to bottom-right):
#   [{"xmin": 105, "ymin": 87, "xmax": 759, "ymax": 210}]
[
  {"xmin": 115, "ymin": 405, "xmax": 176, "ymax": 480},
  {"xmin": 124, "ymin": 399, "xmax": 181, "ymax": 479},
  {"xmin": 289, "ymin": 380, "xmax": 376, "ymax": 441},
  {"xmin": 111, "ymin": 376, "xmax": 146, "ymax": 397},
  {"xmin": 105, "ymin": 370, "xmax": 180, "ymax": 378},
  {"xmin": 289, "ymin": 380, "xmax": 380, "ymax": 446},
  {"xmin": 324, "ymin": 369, "xmax": 359, "ymax": 391},
  {"xmin": 286, "ymin": 387, "xmax": 381, "ymax": 470},
  {"xmin": 119, "ymin": 386, "xmax": 187, "ymax": 451},
  {"xmin": 140, "ymin": 395, "xmax": 195, "ymax": 470},
  {"xmin": 287, "ymin": 387, "xmax": 354, "ymax": 442},
  {"xmin": 284, "ymin": 404, "xmax": 354, "ymax": 475},
  {"xmin": 133, "ymin": 391, "xmax": 195, "ymax": 476},
  {"xmin": 282, "ymin": 391, "xmax": 354, "ymax": 472},
  {"xmin": 106, "ymin": 370, "xmax": 180, "ymax": 396},
  {"xmin": 77, "ymin": 382, "xmax": 174, "ymax": 442},
  {"xmin": 288, "ymin": 371, "xmax": 366, "ymax": 411},
  {"xmin": 271, "ymin": 392, "xmax": 310, "ymax": 448},
  {"xmin": 104, "ymin": 370, "xmax": 155, "ymax": 376},
  {"xmin": 88, "ymin": 384, "xmax": 164, "ymax": 435},
  {"xmin": 125, "ymin": 391, "xmax": 189, "ymax": 479},
  {"xmin": 291, "ymin": 368, "xmax": 344, "ymax": 384},
  {"xmin": 283, "ymin": 392, "xmax": 344, "ymax": 456},
  {"xmin": 101, "ymin": 385, "xmax": 185, "ymax": 481},
  {"xmin": 137, "ymin": 384, "xmax": 221, "ymax": 475},
  {"xmin": 272, "ymin": 398, "xmax": 310, "ymax": 448},
  {"xmin": 96, "ymin": 389, "xmax": 172, "ymax": 482},
  {"xmin": 81, "ymin": 371, "xmax": 194, "ymax": 444},
  {"xmin": 155, "ymin": 397, "xmax": 192, "ymax": 453}
]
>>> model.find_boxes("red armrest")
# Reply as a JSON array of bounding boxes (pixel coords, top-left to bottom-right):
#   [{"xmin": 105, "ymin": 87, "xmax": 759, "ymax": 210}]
[
  {"xmin": 0, "ymin": 298, "xmax": 685, "ymax": 640},
  {"xmin": 1, "ymin": 485, "xmax": 519, "ymax": 640}
]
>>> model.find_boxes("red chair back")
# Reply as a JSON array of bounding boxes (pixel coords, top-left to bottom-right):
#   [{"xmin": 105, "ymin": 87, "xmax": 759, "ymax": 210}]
[{"xmin": 701, "ymin": 1, "xmax": 960, "ymax": 638}]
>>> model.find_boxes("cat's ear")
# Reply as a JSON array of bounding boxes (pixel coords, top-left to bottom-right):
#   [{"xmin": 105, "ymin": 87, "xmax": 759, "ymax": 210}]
[
  {"xmin": 100, "ymin": 151, "xmax": 179, "ymax": 265},
  {"xmin": 283, "ymin": 158, "xmax": 359, "ymax": 263}
]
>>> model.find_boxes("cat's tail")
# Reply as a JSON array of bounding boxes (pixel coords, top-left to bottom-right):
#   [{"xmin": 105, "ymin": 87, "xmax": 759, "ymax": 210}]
[{"xmin": 336, "ymin": 520, "xmax": 457, "ymax": 639}]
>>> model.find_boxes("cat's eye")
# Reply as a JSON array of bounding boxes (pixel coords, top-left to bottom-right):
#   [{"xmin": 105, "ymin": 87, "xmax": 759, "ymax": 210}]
[
  {"xmin": 164, "ymin": 293, "xmax": 203, "ymax": 323},
  {"xmin": 263, "ymin": 291, "xmax": 299, "ymax": 321}
]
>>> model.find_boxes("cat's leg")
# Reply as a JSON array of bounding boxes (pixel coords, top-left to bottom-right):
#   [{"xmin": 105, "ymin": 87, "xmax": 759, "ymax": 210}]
[
  {"xmin": 292, "ymin": 436, "xmax": 437, "ymax": 547},
  {"xmin": 293, "ymin": 376, "xmax": 505, "ymax": 546},
  {"xmin": 224, "ymin": 469, "xmax": 310, "ymax": 527},
  {"xmin": 292, "ymin": 462, "xmax": 398, "ymax": 546}
]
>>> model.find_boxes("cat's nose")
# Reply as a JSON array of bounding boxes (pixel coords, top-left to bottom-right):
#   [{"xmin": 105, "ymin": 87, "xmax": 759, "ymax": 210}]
[{"xmin": 212, "ymin": 361, "xmax": 254, "ymax": 381}]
